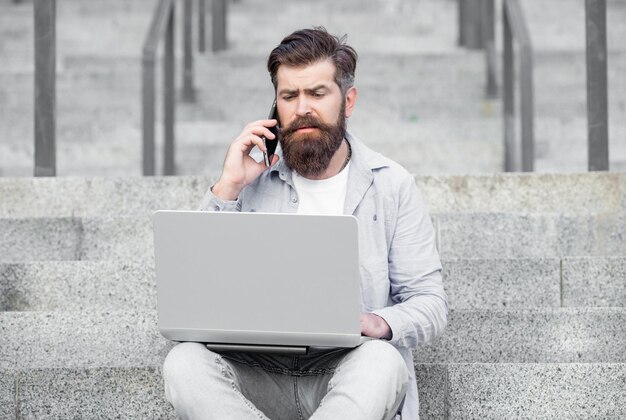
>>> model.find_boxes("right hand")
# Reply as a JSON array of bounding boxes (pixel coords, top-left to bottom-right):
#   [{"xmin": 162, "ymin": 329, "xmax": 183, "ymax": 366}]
[{"xmin": 212, "ymin": 119, "xmax": 280, "ymax": 201}]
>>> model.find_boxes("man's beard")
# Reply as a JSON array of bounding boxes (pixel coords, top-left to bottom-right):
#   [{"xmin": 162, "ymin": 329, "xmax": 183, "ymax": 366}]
[{"xmin": 279, "ymin": 107, "xmax": 347, "ymax": 178}]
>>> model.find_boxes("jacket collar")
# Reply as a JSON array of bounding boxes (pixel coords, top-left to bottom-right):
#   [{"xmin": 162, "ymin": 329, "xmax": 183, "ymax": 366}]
[
  {"xmin": 343, "ymin": 131, "xmax": 388, "ymax": 214},
  {"xmin": 269, "ymin": 131, "xmax": 389, "ymax": 214}
]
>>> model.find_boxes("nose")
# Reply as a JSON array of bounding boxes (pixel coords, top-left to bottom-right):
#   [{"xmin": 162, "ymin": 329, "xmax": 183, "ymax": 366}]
[{"xmin": 295, "ymin": 96, "xmax": 311, "ymax": 117}]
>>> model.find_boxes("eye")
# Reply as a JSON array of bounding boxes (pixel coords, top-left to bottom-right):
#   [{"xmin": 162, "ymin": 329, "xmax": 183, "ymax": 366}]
[
  {"xmin": 311, "ymin": 92, "xmax": 324, "ymax": 98},
  {"xmin": 282, "ymin": 94, "xmax": 296, "ymax": 101}
]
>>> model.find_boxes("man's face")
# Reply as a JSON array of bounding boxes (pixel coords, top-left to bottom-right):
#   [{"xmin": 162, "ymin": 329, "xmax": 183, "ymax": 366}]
[{"xmin": 275, "ymin": 60, "xmax": 356, "ymax": 177}]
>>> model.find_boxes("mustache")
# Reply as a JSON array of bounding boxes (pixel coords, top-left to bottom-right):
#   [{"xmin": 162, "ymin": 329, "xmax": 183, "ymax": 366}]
[{"xmin": 280, "ymin": 115, "xmax": 334, "ymax": 137}]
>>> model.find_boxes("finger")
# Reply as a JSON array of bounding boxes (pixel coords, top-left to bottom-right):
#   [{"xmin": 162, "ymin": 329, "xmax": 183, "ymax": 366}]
[
  {"xmin": 247, "ymin": 125, "xmax": 277, "ymax": 140},
  {"xmin": 261, "ymin": 118, "xmax": 278, "ymax": 127},
  {"xmin": 270, "ymin": 154, "xmax": 280, "ymax": 167},
  {"xmin": 234, "ymin": 134, "xmax": 267, "ymax": 153},
  {"xmin": 244, "ymin": 119, "xmax": 278, "ymax": 132}
]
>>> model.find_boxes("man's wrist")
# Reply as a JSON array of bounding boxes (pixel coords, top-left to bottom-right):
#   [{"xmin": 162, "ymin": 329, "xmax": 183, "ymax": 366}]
[
  {"xmin": 374, "ymin": 314, "xmax": 392, "ymax": 340},
  {"xmin": 212, "ymin": 180, "xmax": 242, "ymax": 201}
]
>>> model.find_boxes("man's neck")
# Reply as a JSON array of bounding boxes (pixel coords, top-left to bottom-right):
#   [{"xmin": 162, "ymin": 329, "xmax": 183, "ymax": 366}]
[{"xmin": 302, "ymin": 138, "xmax": 350, "ymax": 181}]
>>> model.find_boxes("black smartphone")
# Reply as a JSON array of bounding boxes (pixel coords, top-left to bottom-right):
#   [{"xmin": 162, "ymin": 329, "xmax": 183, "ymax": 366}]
[{"xmin": 262, "ymin": 100, "xmax": 280, "ymax": 167}]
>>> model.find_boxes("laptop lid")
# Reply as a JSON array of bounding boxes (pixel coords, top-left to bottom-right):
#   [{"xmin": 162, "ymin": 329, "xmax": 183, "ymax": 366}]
[{"xmin": 153, "ymin": 210, "xmax": 362, "ymax": 351}]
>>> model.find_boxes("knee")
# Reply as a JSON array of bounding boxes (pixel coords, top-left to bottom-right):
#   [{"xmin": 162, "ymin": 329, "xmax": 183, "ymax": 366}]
[
  {"xmin": 357, "ymin": 340, "xmax": 409, "ymax": 387},
  {"xmin": 163, "ymin": 342, "xmax": 213, "ymax": 397},
  {"xmin": 163, "ymin": 342, "xmax": 207, "ymax": 378}
]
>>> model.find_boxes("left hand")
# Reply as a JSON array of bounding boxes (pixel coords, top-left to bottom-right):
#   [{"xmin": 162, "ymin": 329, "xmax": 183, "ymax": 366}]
[{"xmin": 360, "ymin": 313, "xmax": 392, "ymax": 340}]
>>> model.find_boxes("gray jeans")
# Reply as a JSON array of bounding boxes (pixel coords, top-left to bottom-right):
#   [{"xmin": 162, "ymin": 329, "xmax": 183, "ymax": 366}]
[{"xmin": 163, "ymin": 340, "xmax": 408, "ymax": 420}]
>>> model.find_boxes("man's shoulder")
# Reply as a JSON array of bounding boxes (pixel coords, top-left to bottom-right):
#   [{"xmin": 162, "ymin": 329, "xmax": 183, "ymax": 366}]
[{"xmin": 349, "ymin": 133, "xmax": 414, "ymax": 187}]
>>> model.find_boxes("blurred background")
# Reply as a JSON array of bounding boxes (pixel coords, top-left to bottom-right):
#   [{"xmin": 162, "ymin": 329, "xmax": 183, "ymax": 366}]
[
  {"xmin": 2, "ymin": 3, "xmax": 626, "ymax": 418},
  {"xmin": 0, "ymin": 0, "xmax": 624, "ymax": 177}
]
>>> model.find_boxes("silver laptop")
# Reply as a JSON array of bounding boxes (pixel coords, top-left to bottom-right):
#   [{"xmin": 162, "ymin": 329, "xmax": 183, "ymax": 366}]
[{"xmin": 153, "ymin": 210, "xmax": 370, "ymax": 354}]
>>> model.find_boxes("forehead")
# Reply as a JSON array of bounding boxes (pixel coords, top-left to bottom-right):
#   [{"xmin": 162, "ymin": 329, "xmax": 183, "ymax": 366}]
[{"xmin": 276, "ymin": 60, "xmax": 338, "ymax": 90}]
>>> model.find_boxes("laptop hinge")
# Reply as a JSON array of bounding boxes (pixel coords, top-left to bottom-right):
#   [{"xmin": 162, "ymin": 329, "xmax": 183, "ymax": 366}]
[{"xmin": 205, "ymin": 343, "xmax": 309, "ymax": 355}]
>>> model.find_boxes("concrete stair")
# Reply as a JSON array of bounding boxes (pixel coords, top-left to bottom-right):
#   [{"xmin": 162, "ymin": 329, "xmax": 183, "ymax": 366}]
[
  {"xmin": 1, "ymin": 0, "xmax": 625, "ymax": 417},
  {"xmin": 1, "ymin": 172, "xmax": 625, "ymax": 418},
  {"xmin": 3, "ymin": 364, "xmax": 625, "ymax": 419},
  {"xmin": 1, "ymin": 211, "xmax": 625, "ymax": 262},
  {"xmin": 2, "ymin": 0, "xmax": 625, "ymax": 177}
]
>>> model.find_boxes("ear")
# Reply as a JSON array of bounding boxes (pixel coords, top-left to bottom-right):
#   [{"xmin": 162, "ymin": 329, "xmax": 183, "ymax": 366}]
[{"xmin": 344, "ymin": 87, "xmax": 358, "ymax": 118}]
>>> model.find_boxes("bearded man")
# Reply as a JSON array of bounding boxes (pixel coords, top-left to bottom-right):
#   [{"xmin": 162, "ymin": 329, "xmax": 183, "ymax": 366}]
[{"xmin": 163, "ymin": 27, "xmax": 448, "ymax": 420}]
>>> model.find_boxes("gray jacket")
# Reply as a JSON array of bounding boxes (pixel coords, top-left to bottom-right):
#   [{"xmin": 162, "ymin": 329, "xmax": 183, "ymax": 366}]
[{"xmin": 199, "ymin": 131, "xmax": 448, "ymax": 420}]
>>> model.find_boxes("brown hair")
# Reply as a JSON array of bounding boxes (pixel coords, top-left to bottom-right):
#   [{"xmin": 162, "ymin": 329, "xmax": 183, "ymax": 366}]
[{"xmin": 267, "ymin": 27, "xmax": 358, "ymax": 95}]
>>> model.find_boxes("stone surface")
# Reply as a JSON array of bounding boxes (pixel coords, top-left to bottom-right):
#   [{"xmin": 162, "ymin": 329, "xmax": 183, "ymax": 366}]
[
  {"xmin": 0, "ymin": 218, "xmax": 81, "ymax": 262},
  {"xmin": 562, "ymin": 257, "xmax": 626, "ymax": 307},
  {"xmin": 0, "ymin": 370, "xmax": 15, "ymax": 420},
  {"xmin": 2, "ymin": 172, "xmax": 626, "ymax": 218},
  {"xmin": 79, "ymin": 216, "xmax": 155, "ymax": 261},
  {"xmin": 0, "ymin": 261, "xmax": 155, "ymax": 311},
  {"xmin": 437, "ymin": 213, "xmax": 626, "ymax": 258},
  {"xmin": 0, "ymin": 310, "xmax": 173, "ymax": 370},
  {"xmin": 171, "ymin": 118, "xmax": 504, "ymax": 176},
  {"xmin": 0, "ymin": 176, "xmax": 212, "ymax": 218},
  {"xmin": 17, "ymin": 367, "xmax": 177, "ymax": 420},
  {"xmin": 442, "ymin": 258, "xmax": 561, "ymax": 308},
  {"xmin": 3, "ymin": 211, "xmax": 624, "ymax": 261},
  {"xmin": 0, "ymin": 258, "xmax": 570, "ymax": 312},
  {"xmin": 415, "ymin": 364, "xmax": 447, "ymax": 420},
  {"xmin": 417, "ymin": 172, "xmax": 626, "ymax": 215},
  {"xmin": 12, "ymin": 364, "xmax": 445, "ymax": 420},
  {"xmin": 7, "ymin": 363, "xmax": 626, "ymax": 419},
  {"xmin": 414, "ymin": 308, "xmax": 626, "ymax": 363},
  {"xmin": 1, "ymin": 0, "xmax": 625, "ymax": 417},
  {"xmin": 4, "ymin": 307, "xmax": 622, "ymax": 369},
  {"xmin": 0, "ymin": 216, "xmax": 155, "ymax": 262},
  {"xmin": 3, "ymin": 0, "xmax": 624, "ymax": 177},
  {"xmin": 447, "ymin": 363, "xmax": 626, "ymax": 419}
]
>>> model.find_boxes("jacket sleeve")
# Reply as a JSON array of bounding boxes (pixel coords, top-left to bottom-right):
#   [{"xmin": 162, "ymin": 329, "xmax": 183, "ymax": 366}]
[
  {"xmin": 198, "ymin": 185, "xmax": 242, "ymax": 212},
  {"xmin": 372, "ymin": 174, "xmax": 448, "ymax": 348}
]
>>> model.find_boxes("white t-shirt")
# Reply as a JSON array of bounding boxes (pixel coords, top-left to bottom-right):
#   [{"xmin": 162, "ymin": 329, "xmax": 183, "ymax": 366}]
[{"xmin": 292, "ymin": 162, "xmax": 351, "ymax": 215}]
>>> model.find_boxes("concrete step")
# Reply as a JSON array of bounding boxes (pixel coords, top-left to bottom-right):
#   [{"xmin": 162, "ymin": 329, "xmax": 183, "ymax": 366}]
[
  {"xmin": 0, "ymin": 0, "xmax": 460, "ymax": 65},
  {"xmin": 533, "ymin": 117, "xmax": 626, "ymax": 173},
  {"xmin": 443, "ymin": 362, "xmax": 626, "ymax": 419},
  {"xmin": 4, "ymin": 367, "xmax": 176, "ymax": 420},
  {"xmin": 450, "ymin": 256, "xmax": 626, "ymax": 309},
  {"xmin": 3, "ymin": 49, "xmax": 624, "ymax": 116},
  {"xmin": 562, "ymin": 256, "xmax": 626, "ymax": 307},
  {"xmin": 2, "ymin": 258, "xmax": 624, "ymax": 312},
  {"xmin": 225, "ymin": 0, "xmax": 459, "ymax": 55},
  {"xmin": 2, "ymin": 50, "xmax": 623, "ymax": 125},
  {"xmin": 419, "ymin": 362, "xmax": 626, "ymax": 418},
  {"xmin": 2, "ymin": 48, "xmax": 625, "ymax": 177},
  {"xmin": 436, "ymin": 212, "xmax": 625, "ymax": 258},
  {"xmin": 443, "ymin": 257, "xmax": 561, "ymax": 309},
  {"xmin": 170, "ymin": 118, "xmax": 504, "ymax": 175},
  {"xmin": 520, "ymin": 0, "xmax": 626, "ymax": 52},
  {"xmin": 4, "ymin": 0, "xmax": 625, "ymax": 58},
  {"xmin": 2, "ymin": 363, "xmax": 624, "ymax": 419},
  {"xmin": 0, "ymin": 261, "xmax": 155, "ymax": 312},
  {"xmin": 0, "ymin": 216, "xmax": 156, "ymax": 262},
  {"xmin": 0, "ymin": 0, "xmax": 152, "ymax": 73},
  {"xmin": 3, "ymin": 101, "xmax": 625, "ymax": 177},
  {"xmin": 1, "ymin": 308, "xmax": 624, "ymax": 371},
  {"xmin": 414, "ymin": 308, "xmax": 626, "ymax": 364},
  {"xmin": 0, "ymin": 310, "xmax": 171, "ymax": 370},
  {"xmin": 0, "ymin": 176, "xmax": 210, "ymax": 218},
  {"xmin": 2, "ymin": 173, "xmax": 625, "ymax": 218},
  {"xmin": 0, "ymin": 115, "xmax": 505, "ymax": 177},
  {"xmin": 3, "ymin": 211, "xmax": 624, "ymax": 262}
]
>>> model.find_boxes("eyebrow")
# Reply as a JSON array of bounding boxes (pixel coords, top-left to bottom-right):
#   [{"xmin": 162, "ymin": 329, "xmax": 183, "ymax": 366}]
[{"xmin": 278, "ymin": 84, "xmax": 331, "ymax": 96}]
